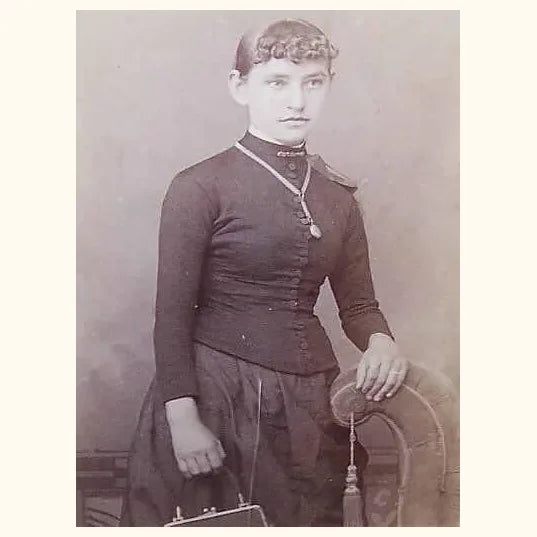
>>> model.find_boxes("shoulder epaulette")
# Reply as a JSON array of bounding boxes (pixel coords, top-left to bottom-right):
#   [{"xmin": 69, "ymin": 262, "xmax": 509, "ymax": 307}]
[{"xmin": 307, "ymin": 154, "xmax": 358, "ymax": 192}]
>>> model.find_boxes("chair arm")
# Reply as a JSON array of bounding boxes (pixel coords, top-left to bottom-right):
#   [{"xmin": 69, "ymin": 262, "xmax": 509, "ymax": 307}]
[{"xmin": 330, "ymin": 362, "xmax": 459, "ymax": 527}]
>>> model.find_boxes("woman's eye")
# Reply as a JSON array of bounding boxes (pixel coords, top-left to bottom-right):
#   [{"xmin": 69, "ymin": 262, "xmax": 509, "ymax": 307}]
[
  {"xmin": 268, "ymin": 79, "xmax": 285, "ymax": 88},
  {"xmin": 306, "ymin": 78, "xmax": 324, "ymax": 88}
]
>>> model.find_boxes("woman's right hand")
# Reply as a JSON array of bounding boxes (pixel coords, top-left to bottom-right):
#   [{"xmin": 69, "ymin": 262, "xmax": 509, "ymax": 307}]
[{"xmin": 165, "ymin": 397, "xmax": 226, "ymax": 479}]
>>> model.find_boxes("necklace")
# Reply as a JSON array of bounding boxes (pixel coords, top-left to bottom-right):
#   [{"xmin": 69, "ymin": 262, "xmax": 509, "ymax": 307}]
[{"xmin": 234, "ymin": 142, "xmax": 322, "ymax": 239}]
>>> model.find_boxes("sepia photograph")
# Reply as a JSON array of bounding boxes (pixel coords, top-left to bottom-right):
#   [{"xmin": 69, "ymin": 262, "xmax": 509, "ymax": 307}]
[{"xmin": 76, "ymin": 10, "xmax": 460, "ymax": 527}]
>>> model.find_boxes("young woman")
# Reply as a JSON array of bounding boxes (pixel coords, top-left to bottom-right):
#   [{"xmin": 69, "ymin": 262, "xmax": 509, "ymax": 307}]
[{"xmin": 121, "ymin": 18, "xmax": 408, "ymax": 527}]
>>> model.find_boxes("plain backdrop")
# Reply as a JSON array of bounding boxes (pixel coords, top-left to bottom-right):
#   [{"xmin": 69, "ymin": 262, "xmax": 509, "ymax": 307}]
[{"xmin": 77, "ymin": 10, "xmax": 459, "ymax": 451}]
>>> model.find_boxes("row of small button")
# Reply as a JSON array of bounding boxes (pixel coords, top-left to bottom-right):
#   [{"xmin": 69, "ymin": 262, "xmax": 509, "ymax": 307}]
[{"xmin": 288, "ymin": 178, "xmax": 310, "ymax": 355}]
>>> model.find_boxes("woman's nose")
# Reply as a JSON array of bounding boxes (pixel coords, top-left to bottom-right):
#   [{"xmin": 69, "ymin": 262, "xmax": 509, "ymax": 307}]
[{"xmin": 287, "ymin": 84, "xmax": 306, "ymax": 111}]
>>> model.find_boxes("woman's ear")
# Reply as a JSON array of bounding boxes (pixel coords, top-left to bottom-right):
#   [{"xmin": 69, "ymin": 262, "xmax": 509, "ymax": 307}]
[{"xmin": 228, "ymin": 69, "xmax": 249, "ymax": 106}]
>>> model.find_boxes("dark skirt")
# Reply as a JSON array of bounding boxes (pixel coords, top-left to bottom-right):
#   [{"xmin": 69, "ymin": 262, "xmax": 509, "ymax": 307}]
[{"xmin": 120, "ymin": 342, "xmax": 368, "ymax": 527}]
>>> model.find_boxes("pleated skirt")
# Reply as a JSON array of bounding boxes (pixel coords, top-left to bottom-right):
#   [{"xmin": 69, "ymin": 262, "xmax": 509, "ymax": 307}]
[{"xmin": 120, "ymin": 342, "xmax": 368, "ymax": 527}]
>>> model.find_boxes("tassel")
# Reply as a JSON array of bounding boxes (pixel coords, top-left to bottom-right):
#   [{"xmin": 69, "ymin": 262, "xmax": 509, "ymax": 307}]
[
  {"xmin": 343, "ymin": 464, "xmax": 364, "ymax": 526},
  {"xmin": 343, "ymin": 412, "xmax": 364, "ymax": 526}
]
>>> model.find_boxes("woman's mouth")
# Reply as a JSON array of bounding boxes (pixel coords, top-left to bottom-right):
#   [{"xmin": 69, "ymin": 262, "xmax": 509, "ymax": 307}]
[{"xmin": 279, "ymin": 117, "xmax": 310, "ymax": 127}]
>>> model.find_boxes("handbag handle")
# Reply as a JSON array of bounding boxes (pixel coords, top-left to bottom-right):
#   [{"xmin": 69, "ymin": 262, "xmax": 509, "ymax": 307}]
[
  {"xmin": 171, "ymin": 467, "xmax": 249, "ymax": 523},
  {"xmin": 219, "ymin": 466, "xmax": 248, "ymax": 506}
]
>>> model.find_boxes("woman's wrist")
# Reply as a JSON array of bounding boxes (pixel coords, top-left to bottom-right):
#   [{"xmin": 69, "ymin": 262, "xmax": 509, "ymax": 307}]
[
  {"xmin": 368, "ymin": 332, "xmax": 394, "ymax": 348},
  {"xmin": 165, "ymin": 396, "xmax": 200, "ymax": 424}
]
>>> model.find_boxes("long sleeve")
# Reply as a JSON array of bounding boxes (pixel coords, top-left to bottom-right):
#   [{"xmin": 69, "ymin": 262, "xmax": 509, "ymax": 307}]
[
  {"xmin": 328, "ymin": 197, "xmax": 393, "ymax": 352},
  {"xmin": 153, "ymin": 173, "xmax": 216, "ymax": 402}
]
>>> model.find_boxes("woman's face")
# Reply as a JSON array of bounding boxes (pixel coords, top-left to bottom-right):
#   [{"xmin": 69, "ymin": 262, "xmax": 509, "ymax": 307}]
[{"xmin": 231, "ymin": 57, "xmax": 332, "ymax": 146}]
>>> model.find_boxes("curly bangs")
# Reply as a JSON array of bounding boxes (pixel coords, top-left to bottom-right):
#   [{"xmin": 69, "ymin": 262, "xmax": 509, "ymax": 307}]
[{"xmin": 234, "ymin": 19, "xmax": 339, "ymax": 76}]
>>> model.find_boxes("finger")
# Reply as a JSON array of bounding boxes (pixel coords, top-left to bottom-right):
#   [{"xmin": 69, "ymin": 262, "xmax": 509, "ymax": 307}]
[
  {"xmin": 206, "ymin": 445, "xmax": 224, "ymax": 471},
  {"xmin": 387, "ymin": 361, "xmax": 409, "ymax": 398},
  {"xmin": 177, "ymin": 459, "xmax": 192, "ymax": 479},
  {"xmin": 374, "ymin": 363, "xmax": 402, "ymax": 401},
  {"xmin": 195, "ymin": 453, "xmax": 212, "ymax": 475},
  {"xmin": 361, "ymin": 360, "xmax": 381, "ymax": 393},
  {"xmin": 367, "ymin": 361, "xmax": 391, "ymax": 399},
  {"xmin": 355, "ymin": 359, "xmax": 367, "ymax": 390},
  {"xmin": 186, "ymin": 457, "xmax": 201, "ymax": 477},
  {"xmin": 215, "ymin": 440, "xmax": 226, "ymax": 459}
]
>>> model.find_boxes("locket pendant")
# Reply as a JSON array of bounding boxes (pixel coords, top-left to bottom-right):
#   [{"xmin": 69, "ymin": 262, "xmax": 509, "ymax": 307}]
[
  {"xmin": 310, "ymin": 223, "xmax": 322, "ymax": 239},
  {"xmin": 233, "ymin": 142, "xmax": 323, "ymax": 239}
]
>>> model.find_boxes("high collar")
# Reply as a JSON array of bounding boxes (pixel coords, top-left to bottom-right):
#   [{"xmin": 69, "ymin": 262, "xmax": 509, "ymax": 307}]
[{"xmin": 239, "ymin": 131, "xmax": 307, "ymax": 160}]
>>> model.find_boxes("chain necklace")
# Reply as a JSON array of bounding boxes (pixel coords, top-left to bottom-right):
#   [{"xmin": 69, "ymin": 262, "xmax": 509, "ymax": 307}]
[{"xmin": 234, "ymin": 142, "xmax": 322, "ymax": 239}]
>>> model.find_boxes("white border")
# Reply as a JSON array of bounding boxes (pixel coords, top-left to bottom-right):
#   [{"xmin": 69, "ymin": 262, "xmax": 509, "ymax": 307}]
[{"xmin": 3, "ymin": 1, "xmax": 537, "ymax": 535}]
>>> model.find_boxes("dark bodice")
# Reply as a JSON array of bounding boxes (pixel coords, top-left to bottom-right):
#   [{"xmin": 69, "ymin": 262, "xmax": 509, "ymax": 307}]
[{"xmin": 154, "ymin": 132, "xmax": 392, "ymax": 402}]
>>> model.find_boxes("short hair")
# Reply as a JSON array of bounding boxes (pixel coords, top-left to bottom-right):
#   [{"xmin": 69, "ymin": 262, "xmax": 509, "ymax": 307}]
[{"xmin": 234, "ymin": 19, "xmax": 339, "ymax": 76}]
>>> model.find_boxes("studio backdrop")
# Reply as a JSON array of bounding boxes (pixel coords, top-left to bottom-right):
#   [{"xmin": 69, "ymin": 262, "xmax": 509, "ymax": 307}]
[{"xmin": 77, "ymin": 10, "xmax": 459, "ymax": 451}]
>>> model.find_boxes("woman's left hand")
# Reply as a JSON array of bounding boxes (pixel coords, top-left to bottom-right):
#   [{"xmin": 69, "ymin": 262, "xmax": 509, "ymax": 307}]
[{"xmin": 356, "ymin": 333, "xmax": 408, "ymax": 402}]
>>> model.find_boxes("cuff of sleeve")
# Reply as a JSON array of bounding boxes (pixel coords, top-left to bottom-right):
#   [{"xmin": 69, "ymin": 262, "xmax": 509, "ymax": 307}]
[
  {"xmin": 344, "ymin": 314, "xmax": 394, "ymax": 352},
  {"xmin": 158, "ymin": 376, "xmax": 199, "ymax": 404}
]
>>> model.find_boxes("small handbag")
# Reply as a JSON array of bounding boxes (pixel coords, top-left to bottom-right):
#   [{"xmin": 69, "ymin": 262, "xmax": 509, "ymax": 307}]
[{"xmin": 164, "ymin": 468, "xmax": 268, "ymax": 527}]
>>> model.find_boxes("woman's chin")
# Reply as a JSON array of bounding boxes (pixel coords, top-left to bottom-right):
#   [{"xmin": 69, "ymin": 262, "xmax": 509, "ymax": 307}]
[{"xmin": 274, "ymin": 130, "xmax": 308, "ymax": 146}]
